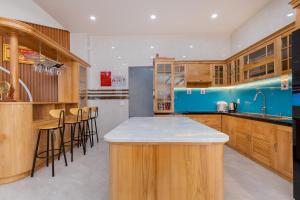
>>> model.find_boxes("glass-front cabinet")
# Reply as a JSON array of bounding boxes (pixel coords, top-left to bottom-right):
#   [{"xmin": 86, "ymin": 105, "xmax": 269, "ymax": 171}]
[
  {"xmin": 212, "ymin": 64, "xmax": 226, "ymax": 86},
  {"xmin": 154, "ymin": 59, "xmax": 174, "ymax": 113},
  {"xmin": 281, "ymin": 33, "xmax": 292, "ymax": 73}
]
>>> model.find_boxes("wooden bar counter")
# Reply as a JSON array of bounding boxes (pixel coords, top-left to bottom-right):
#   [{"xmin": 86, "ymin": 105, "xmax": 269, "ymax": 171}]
[
  {"xmin": 104, "ymin": 117, "xmax": 229, "ymax": 200},
  {"xmin": 0, "ymin": 102, "xmax": 78, "ymax": 184}
]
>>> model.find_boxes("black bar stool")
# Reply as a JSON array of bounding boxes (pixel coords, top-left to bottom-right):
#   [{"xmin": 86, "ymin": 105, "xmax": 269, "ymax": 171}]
[
  {"xmin": 31, "ymin": 109, "xmax": 68, "ymax": 177},
  {"xmin": 89, "ymin": 107, "xmax": 99, "ymax": 143},
  {"xmin": 62, "ymin": 108, "xmax": 86, "ymax": 162},
  {"xmin": 82, "ymin": 107, "xmax": 93, "ymax": 148}
]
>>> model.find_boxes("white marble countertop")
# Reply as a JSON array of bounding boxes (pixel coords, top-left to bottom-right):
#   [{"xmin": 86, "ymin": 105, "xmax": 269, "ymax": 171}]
[{"xmin": 104, "ymin": 117, "xmax": 229, "ymax": 143}]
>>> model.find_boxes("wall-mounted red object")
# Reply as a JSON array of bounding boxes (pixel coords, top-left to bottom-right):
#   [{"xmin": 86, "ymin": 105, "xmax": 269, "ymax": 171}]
[{"xmin": 100, "ymin": 71, "xmax": 112, "ymax": 86}]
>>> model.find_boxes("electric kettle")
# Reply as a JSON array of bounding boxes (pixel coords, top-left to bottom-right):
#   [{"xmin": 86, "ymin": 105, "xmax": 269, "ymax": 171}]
[{"xmin": 229, "ymin": 102, "xmax": 237, "ymax": 113}]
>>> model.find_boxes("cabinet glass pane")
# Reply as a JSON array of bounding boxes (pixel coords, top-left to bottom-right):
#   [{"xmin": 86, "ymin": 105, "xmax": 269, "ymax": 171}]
[
  {"xmin": 282, "ymin": 49, "xmax": 288, "ymax": 60},
  {"xmin": 267, "ymin": 62, "xmax": 274, "ymax": 74},
  {"xmin": 249, "ymin": 47, "xmax": 266, "ymax": 63},
  {"xmin": 249, "ymin": 65, "xmax": 266, "ymax": 78},
  {"xmin": 157, "ymin": 64, "xmax": 164, "ymax": 73},
  {"xmin": 244, "ymin": 71, "xmax": 248, "ymax": 80},
  {"xmin": 267, "ymin": 44, "xmax": 274, "ymax": 56},
  {"xmin": 282, "ymin": 37, "xmax": 288, "ymax": 48},
  {"xmin": 282, "ymin": 60, "xmax": 288, "ymax": 71},
  {"xmin": 165, "ymin": 64, "xmax": 171, "ymax": 73},
  {"xmin": 289, "ymin": 58, "xmax": 292, "ymax": 69}
]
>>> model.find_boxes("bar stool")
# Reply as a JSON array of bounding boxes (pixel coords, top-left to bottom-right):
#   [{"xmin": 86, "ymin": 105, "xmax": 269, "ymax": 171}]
[
  {"xmin": 89, "ymin": 107, "xmax": 99, "ymax": 143},
  {"xmin": 82, "ymin": 107, "xmax": 93, "ymax": 148},
  {"xmin": 63, "ymin": 108, "xmax": 86, "ymax": 162},
  {"xmin": 31, "ymin": 109, "xmax": 68, "ymax": 177}
]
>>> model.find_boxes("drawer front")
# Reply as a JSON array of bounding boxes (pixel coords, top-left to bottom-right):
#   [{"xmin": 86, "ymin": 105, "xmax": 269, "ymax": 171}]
[
  {"xmin": 187, "ymin": 115, "xmax": 221, "ymax": 130},
  {"xmin": 251, "ymin": 121, "xmax": 274, "ymax": 141}
]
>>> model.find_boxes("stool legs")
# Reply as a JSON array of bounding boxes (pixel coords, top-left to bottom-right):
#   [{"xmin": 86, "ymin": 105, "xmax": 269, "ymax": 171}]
[
  {"xmin": 51, "ymin": 131, "xmax": 55, "ymax": 177},
  {"xmin": 59, "ymin": 128, "xmax": 68, "ymax": 167},
  {"xmin": 31, "ymin": 130, "xmax": 42, "ymax": 177},
  {"xmin": 46, "ymin": 130, "xmax": 49, "ymax": 167},
  {"xmin": 94, "ymin": 118, "xmax": 99, "ymax": 143}
]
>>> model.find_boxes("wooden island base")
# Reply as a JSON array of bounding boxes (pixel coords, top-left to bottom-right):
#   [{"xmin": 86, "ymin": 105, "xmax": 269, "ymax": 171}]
[{"xmin": 109, "ymin": 143, "xmax": 224, "ymax": 200}]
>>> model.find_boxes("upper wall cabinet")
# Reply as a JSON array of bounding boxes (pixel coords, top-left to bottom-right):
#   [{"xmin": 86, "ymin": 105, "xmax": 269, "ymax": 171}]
[
  {"xmin": 242, "ymin": 41, "xmax": 275, "ymax": 82},
  {"xmin": 186, "ymin": 63, "xmax": 211, "ymax": 83},
  {"xmin": 281, "ymin": 33, "xmax": 293, "ymax": 74},
  {"xmin": 211, "ymin": 64, "xmax": 227, "ymax": 86}
]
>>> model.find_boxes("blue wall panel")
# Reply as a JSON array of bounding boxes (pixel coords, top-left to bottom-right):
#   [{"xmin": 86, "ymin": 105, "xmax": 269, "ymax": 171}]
[{"xmin": 174, "ymin": 76, "xmax": 292, "ymax": 116}]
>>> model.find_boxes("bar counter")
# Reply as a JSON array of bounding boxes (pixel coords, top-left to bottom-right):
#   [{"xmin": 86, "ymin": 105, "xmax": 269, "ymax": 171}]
[
  {"xmin": 0, "ymin": 102, "xmax": 78, "ymax": 184},
  {"xmin": 105, "ymin": 117, "xmax": 229, "ymax": 200}
]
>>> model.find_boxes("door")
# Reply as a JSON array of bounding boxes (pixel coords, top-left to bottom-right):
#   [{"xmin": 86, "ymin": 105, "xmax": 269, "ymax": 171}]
[{"xmin": 129, "ymin": 66, "xmax": 154, "ymax": 117}]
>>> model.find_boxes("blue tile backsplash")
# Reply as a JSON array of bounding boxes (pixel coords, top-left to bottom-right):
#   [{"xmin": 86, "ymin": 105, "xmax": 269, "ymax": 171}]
[{"xmin": 174, "ymin": 76, "xmax": 292, "ymax": 116}]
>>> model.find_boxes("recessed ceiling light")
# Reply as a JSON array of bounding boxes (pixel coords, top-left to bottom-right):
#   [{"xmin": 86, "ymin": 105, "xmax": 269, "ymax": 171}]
[
  {"xmin": 90, "ymin": 15, "xmax": 96, "ymax": 21},
  {"xmin": 182, "ymin": 56, "xmax": 187, "ymax": 59},
  {"xmin": 117, "ymin": 56, "xmax": 122, "ymax": 59},
  {"xmin": 150, "ymin": 45, "xmax": 155, "ymax": 49},
  {"xmin": 287, "ymin": 13, "xmax": 294, "ymax": 17},
  {"xmin": 211, "ymin": 13, "xmax": 218, "ymax": 19},
  {"xmin": 150, "ymin": 56, "xmax": 154, "ymax": 59},
  {"xmin": 189, "ymin": 45, "xmax": 194, "ymax": 49},
  {"xmin": 150, "ymin": 14, "xmax": 157, "ymax": 20},
  {"xmin": 111, "ymin": 46, "xmax": 116, "ymax": 49}
]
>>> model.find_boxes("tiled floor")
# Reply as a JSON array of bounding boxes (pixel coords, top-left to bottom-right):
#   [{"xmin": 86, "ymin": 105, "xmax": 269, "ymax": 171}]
[{"xmin": 0, "ymin": 140, "xmax": 293, "ymax": 200}]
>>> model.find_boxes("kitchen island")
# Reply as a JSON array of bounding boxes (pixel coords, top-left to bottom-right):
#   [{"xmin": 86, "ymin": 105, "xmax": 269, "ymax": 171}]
[{"xmin": 104, "ymin": 117, "xmax": 229, "ymax": 200}]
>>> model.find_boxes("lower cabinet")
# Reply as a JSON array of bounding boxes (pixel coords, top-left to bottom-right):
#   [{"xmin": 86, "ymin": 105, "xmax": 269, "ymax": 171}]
[
  {"xmin": 221, "ymin": 115, "xmax": 292, "ymax": 180},
  {"xmin": 185, "ymin": 114, "xmax": 222, "ymax": 131},
  {"xmin": 273, "ymin": 125, "xmax": 293, "ymax": 179}
]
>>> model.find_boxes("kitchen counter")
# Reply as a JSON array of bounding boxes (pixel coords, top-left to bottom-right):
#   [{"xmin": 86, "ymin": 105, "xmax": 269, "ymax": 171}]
[
  {"xmin": 104, "ymin": 117, "xmax": 229, "ymax": 143},
  {"xmin": 178, "ymin": 112, "xmax": 292, "ymax": 126},
  {"xmin": 105, "ymin": 117, "xmax": 228, "ymax": 200}
]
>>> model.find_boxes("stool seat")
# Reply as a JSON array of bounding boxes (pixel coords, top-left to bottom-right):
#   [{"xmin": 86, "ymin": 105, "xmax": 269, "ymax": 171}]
[
  {"xmin": 39, "ymin": 123, "xmax": 61, "ymax": 130},
  {"xmin": 65, "ymin": 116, "xmax": 78, "ymax": 124}
]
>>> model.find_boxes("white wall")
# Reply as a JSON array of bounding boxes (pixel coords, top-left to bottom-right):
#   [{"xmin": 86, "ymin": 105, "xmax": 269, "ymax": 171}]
[
  {"xmin": 231, "ymin": 0, "xmax": 295, "ymax": 54},
  {"xmin": 71, "ymin": 33, "xmax": 231, "ymax": 136},
  {"xmin": 0, "ymin": 0, "xmax": 63, "ymax": 29}
]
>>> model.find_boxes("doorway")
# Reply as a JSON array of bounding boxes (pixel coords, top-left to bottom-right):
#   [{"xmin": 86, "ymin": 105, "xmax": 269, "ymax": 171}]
[{"xmin": 128, "ymin": 66, "xmax": 154, "ymax": 117}]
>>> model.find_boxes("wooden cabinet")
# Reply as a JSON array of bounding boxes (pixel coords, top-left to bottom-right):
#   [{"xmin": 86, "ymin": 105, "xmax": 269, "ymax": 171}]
[
  {"xmin": 186, "ymin": 63, "xmax": 211, "ymax": 83},
  {"xmin": 281, "ymin": 33, "xmax": 293, "ymax": 74},
  {"xmin": 211, "ymin": 64, "xmax": 226, "ymax": 86},
  {"xmin": 235, "ymin": 118, "xmax": 252, "ymax": 155},
  {"xmin": 221, "ymin": 115, "xmax": 236, "ymax": 147},
  {"xmin": 221, "ymin": 115, "xmax": 292, "ymax": 180},
  {"xmin": 273, "ymin": 125, "xmax": 293, "ymax": 178},
  {"xmin": 250, "ymin": 121, "xmax": 275, "ymax": 167},
  {"xmin": 154, "ymin": 58, "xmax": 175, "ymax": 113},
  {"xmin": 185, "ymin": 114, "xmax": 221, "ymax": 131}
]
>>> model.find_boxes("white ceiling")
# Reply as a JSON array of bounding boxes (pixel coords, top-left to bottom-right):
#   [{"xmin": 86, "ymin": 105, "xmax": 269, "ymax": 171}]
[{"xmin": 34, "ymin": 0, "xmax": 272, "ymax": 35}]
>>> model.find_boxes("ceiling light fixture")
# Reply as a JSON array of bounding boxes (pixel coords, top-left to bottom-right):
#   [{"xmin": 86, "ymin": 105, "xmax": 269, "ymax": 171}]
[
  {"xmin": 182, "ymin": 56, "xmax": 187, "ymax": 59},
  {"xmin": 150, "ymin": 14, "xmax": 157, "ymax": 20},
  {"xmin": 111, "ymin": 46, "xmax": 116, "ymax": 49},
  {"xmin": 150, "ymin": 45, "xmax": 155, "ymax": 49},
  {"xmin": 211, "ymin": 13, "xmax": 218, "ymax": 19},
  {"xmin": 189, "ymin": 45, "xmax": 194, "ymax": 49},
  {"xmin": 287, "ymin": 13, "xmax": 294, "ymax": 17},
  {"xmin": 90, "ymin": 15, "xmax": 96, "ymax": 21},
  {"xmin": 117, "ymin": 56, "xmax": 122, "ymax": 59}
]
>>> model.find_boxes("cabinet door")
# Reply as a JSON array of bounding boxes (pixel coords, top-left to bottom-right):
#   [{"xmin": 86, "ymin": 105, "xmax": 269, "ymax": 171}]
[
  {"xmin": 250, "ymin": 121, "xmax": 275, "ymax": 167},
  {"xmin": 222, "ymin": 116, "xmax": 236, "ymax": 147},
  {"xmin": 212, "ymin": 64, "xmax": 226, "ymax": 86},
  {"xmin": 273, "ymin": 125, "xmax": 293, "ymax": 179},
  {"xmin": 186, "ymin": 64, "xmax": 211, "ymax": 83},
  {"xmin": 235, "ymin": 119, "xmax": 251, "ymax": 155}
]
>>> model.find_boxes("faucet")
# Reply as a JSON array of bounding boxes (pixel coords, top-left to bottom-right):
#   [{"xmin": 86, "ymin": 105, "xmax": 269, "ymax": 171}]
[{"xmin": 253, "ymin": 90, "xmax": 266, "ymax": 116}]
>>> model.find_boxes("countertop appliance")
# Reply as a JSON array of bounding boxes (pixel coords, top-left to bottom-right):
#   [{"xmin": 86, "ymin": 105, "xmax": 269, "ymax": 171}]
[
  {"xmin": 217, "ymin": 101, "xmax": 228, "ymax": 113},
  {"xmin": 229, "ymin": 102, "xmax": 237, "ymax": 113},
  {"xmin": 293, "ymin": 28, "xmax": 300, "ymax": 200}
]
